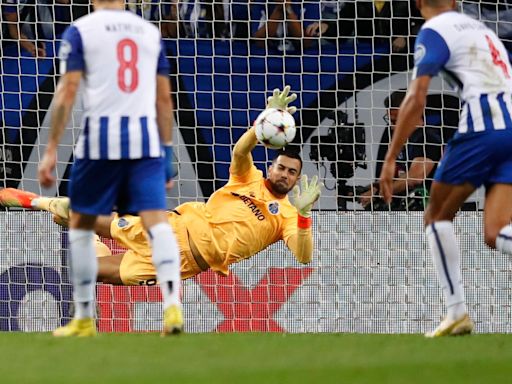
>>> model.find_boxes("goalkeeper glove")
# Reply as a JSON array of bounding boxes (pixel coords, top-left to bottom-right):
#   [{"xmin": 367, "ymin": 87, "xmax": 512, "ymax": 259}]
[
  {"xmin": 266, "ymin": 85, "xmax": 297, "ymax": 115},
  {"xmin": 291, "ymin": 175, "xmax": 322, "ymax": 228},
  {"xmin": 163, "ymin": 143, "xmax": 177, "ymax": 182}
]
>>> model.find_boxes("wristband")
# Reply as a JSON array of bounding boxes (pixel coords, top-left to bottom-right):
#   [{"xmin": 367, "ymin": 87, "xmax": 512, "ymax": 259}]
[
  {"xmin": 163, "ymin": 144, "xmax": 176, "ymax": 180},
  {"xmin": 297, "ymin": 215, "xmax": 312, "ymax": 229}
]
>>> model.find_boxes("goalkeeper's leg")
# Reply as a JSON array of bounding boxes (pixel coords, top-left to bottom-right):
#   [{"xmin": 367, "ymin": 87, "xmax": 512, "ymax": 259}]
[
  {"xmin": 32, "ymin": 196, "xmax": 70, "ymax": 220},
  {"xmin": 0, "ymin": 188, "xmax": 39, "ymax": 208},
  {"xmin": 0, "ymin": 187, "xmax": 71, "ymax": 219}
]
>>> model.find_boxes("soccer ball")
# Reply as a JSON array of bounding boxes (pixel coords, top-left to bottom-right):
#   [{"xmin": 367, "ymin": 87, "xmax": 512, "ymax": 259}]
[{"xmin": 253, "ymin": 108, "xmax": 297, "ymax": 149}]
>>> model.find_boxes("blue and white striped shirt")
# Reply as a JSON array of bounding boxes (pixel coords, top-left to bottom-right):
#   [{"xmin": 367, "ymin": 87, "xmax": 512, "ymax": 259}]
[
  {"xmin": 413, "ymin": 11, "xmax": 512, "ymax": 134},
  {"xmin": 59, "ymin": 9, "xmax": 170, "ymax": 160}
]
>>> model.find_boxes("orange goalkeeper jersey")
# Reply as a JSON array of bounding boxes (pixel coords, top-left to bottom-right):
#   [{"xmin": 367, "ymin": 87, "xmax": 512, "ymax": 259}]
[
  {"xmin": 110, "ymin": 164, "xmax": 299, "ymax": 277},
  {"xmin": 176, "ymin": 164, "xmax": 298, "ymax": 276}
]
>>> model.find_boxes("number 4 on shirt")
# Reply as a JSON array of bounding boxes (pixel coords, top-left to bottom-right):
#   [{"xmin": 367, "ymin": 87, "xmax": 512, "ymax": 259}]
[{"xmin": 486, "ymin": 35, "xmax": 510, "ymax": 79}]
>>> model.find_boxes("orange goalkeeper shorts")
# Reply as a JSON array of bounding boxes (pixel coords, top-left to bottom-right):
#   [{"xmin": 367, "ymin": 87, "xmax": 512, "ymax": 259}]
[{"xmin": 116, "ymin": 213, "xmax": 204, "ymax": 285}]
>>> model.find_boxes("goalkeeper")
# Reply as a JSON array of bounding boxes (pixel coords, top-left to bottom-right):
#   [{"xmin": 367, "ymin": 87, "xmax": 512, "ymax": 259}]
[{"xmin": 1, "ymin": 87, "xmax": 322, "ymax": 285}]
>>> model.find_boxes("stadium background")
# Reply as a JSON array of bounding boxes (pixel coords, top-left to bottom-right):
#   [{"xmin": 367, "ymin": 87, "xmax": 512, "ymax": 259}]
[{"xmin": 1, "ymin": 0, "xmax": 512, "ymax": 333}]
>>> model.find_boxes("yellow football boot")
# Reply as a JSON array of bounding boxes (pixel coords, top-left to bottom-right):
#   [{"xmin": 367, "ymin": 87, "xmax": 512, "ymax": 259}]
[
  {"xmin": 425, "ymin": 314, "xmax": 474, "ymax": 338},
  {"xmin": 53, "ymin": 318, "xmax": 97, "ymax": 337},
  {"xmin": 161, "ymin": 305, "xmax": 184, "ymax": 336}
]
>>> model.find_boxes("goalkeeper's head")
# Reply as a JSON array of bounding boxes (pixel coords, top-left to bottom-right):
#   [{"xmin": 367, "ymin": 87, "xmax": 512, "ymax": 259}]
[{"xmin": 266, "ymin": 148, "xmax": 302, "ymax": 198}]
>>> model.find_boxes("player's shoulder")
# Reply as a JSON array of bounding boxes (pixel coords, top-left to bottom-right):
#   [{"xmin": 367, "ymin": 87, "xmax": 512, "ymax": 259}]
[
  {"xmin": 74, "ymin": 10, "xmax": 160, "ymax": 35},
  {"xmin": 422, "ymin": 11, "xmax": 484, "ymax": 35}
]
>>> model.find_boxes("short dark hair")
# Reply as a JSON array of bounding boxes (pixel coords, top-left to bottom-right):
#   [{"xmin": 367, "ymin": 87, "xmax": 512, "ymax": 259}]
[
  {"xmin": 272, "ymin": 147, "xmax": 303, "ymax": 173},
  {"xmin": 423, "ymin": 0, "xmax": 452, "ymax": 7},
  {"xmin": 384, "ymin": 90, "xmax": 407, "ymax": 109}
]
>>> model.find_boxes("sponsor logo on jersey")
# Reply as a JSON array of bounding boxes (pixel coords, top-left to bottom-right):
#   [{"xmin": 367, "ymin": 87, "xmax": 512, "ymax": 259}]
[
  {"xmin": 231, "ymin": 192, "xmax": 266, "ymax": 221},
  {"xmin": 268, "ymin": 201, "xmax": 280, "ymax": 215}
]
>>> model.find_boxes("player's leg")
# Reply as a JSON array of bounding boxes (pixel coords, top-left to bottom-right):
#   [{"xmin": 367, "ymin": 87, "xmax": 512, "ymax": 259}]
[
  {"xmin": 53, "ymin": 211, "xmax": 99, "ymax": 337},
  {"xmin": 54, "ymin": 159, "xmax": 120, "ymax": 337},
  {"xmin": 0, "ymin": 188, "xmax": 39, "ymax": 208},
  {"xmin": 139, "ymin": 209, "xmax": 183, "ymax": 334},
  {"xmin": 423, "ymin": 181, "xmax": 476, "ymax": 337},
  {"xmin": 68, "ymin": 212, "xmax": 98, "ymax": 320},
  {"xmin": 94, "ymin": 214, "xmax": 115, "ymax": 238},
  {"xmin": 97, "ymin": 253, "xmax": 124, "ymax": 284},
  {"xmin": 126, "ymin": 158, "xmax": 182, "ymax": 335}
]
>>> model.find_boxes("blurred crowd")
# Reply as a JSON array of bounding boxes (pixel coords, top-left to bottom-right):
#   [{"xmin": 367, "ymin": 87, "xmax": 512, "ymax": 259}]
[{"xmin": 3, "ymin": 0, "xmax": 511, "ymax": 58}]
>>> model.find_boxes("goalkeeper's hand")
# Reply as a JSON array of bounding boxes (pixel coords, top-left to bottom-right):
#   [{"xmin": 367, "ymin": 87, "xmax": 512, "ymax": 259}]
[
  {"xmin": 291, "ymin": 174, "xmax": 322, "ymax": 218},
  {"xmin": 266, "ymin": 85, "xmax": 297, "ymax": 115}
]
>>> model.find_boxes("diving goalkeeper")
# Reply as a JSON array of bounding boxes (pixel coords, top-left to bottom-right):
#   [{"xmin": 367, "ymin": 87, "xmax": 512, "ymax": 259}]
[{"xmin": 1, "ymin": 87, "xmax": 322, "ymax": 285}]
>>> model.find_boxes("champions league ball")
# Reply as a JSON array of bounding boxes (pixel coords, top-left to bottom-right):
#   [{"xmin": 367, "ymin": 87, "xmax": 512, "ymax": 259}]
[{"xmin": 253, "ymin": 108, "xmax": 297, "ymax": 149}]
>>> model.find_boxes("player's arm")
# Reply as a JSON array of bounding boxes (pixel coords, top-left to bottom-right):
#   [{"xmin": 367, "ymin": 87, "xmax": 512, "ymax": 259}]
[
  {"xmin": 156, "ymin": 39, "xmax": 175, "ymax": 185},
  {"xmin": 231, "ymin": 86, "xmax": 297, "ymax": 176},
  {"xmin": 39, "ymin": 25, "xmax": 84, "ymax": 187},
  {"xmin": 156, "ymin": 74, "xmax": 173, "ymax": 145},
  {"xmin": 38, "ymin": 71, "xmax": 82, "ymax": 187},
  {"xmin": 380, "ymin": 77, "xmax": 430, "ymax": 202},
  {"xmin": 252, "ymin": 3, "xmax": 284, "ymax": 45},
  {"xmin": 287, "ymin": 175, "xmax": 322, "ymax": 264},
  {"xmin": 5, "ymin": 11, "xmax": 45, "ymax": 57},
  {"xmin": 390, "ymin": 156, "xmax": 436, "ymax": 195},
  {"xmin": 391, "ymin": 131, "xmax": 441, "ymax": 194},
  {"xmin": 230, "ymin": 126, "xmax": 259, "ymax": 176},
  {"xmin": 380, "ymin": 27, "xmax": 450, "ymax": 203},
  {"xmin": 286, "ymin": 226, "xmax": 313, "ymax": 264}
]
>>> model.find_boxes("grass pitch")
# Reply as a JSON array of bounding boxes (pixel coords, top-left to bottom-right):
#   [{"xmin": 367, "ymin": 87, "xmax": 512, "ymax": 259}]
[{"xmin": 0, "ymin": 333, "xmax": 510, "ymax": 384}]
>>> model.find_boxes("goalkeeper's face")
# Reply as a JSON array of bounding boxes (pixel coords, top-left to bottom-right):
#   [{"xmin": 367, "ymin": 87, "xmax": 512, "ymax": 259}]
[{"xmin": 267, "ymin": 155, "xmax": 302, "ymax": 196}]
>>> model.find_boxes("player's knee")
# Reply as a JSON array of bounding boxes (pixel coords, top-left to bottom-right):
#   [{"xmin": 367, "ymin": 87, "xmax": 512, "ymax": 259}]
[{"xmin": 423, "ymin": 205, "xmax": 441, "ymax": 227}]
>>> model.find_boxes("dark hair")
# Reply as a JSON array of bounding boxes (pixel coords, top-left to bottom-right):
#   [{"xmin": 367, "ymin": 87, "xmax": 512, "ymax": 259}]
[
  {"xmin": 423, "ymin": 0, "xmax": 452, "ymax": 7},
  {"xmin": 384, "ymin": 90, "xmax": 407, "ymax": 109},
  {"xmin": 272, "ymin": 147, "xmax": 303, "ymax": 173}
]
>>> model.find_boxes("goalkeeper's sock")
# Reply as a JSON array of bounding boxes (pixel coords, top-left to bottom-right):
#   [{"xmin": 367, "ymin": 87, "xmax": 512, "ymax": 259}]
[
  {"xmin": 69, "ymin": 229, "xmax": 98, "ymax": 319},
  {"xmin": 148, "ymin": 222, "xmax": 181, "ymax": 309},
  {"xmin": 426, "ymin": 221, "xmax": 467, "ymax": 321},
  {"xmin": 496, "ymin": 225, "xmax": 512, "ymax": 254}
]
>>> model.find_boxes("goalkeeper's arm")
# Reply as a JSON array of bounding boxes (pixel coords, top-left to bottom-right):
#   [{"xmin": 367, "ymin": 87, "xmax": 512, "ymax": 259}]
[
  {"xmin": 231, "ymin": 86, "xmax": 297, "ymax": 176},
  {"xmin": 287, "ymin": 175, "xmax": 322, "ymax": 264}
]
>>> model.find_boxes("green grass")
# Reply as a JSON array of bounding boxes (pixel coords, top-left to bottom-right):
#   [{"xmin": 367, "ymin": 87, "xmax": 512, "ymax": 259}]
[{"xmin": 0, "ymin": 333, "xmax": 510, "ymax": 384}]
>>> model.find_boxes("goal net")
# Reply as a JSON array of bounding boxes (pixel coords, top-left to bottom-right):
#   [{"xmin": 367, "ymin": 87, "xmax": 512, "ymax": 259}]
[{"xmin": 1, "ymin": 0, "xmax": 512, "ymax": 333}]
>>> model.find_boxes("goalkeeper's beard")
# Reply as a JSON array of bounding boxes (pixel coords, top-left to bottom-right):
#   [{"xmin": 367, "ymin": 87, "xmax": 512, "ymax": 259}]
[{"xmin": 268, "ymin": 179, "xmax": 293, "ymax": 196}]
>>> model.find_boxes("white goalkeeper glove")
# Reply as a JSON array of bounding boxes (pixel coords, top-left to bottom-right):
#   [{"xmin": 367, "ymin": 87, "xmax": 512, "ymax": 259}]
[
  {"xmin": 291, "ymin": 174, "xmax": 322, "ymax": 219},
  {"xmin": 266, "ymin": 85, "xmax": 297, "ymax": 115}
]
